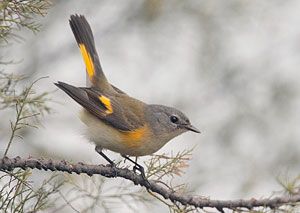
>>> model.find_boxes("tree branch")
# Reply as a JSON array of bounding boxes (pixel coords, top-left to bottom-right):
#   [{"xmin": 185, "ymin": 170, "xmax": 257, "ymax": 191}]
[{"xmin": 0, "ymin": 156, "xmax": 299, "ymax": 212}]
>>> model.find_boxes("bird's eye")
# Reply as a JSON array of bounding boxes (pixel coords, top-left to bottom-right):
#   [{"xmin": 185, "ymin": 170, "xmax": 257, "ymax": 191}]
[{"xmin": 170, "ymin": 115, "xmax": 179, "ymax": 123}]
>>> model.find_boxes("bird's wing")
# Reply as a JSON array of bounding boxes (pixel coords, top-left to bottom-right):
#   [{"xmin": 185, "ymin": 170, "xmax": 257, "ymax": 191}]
[{"xmin": 55, "ymin": 81, "xmax": 144, "ymax": 131}]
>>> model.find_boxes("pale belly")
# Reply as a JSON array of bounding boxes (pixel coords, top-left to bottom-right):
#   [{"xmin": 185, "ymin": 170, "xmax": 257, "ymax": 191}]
[{"xmin": 79, "ymin": 110, "xmax": 168, "ymax": 156}]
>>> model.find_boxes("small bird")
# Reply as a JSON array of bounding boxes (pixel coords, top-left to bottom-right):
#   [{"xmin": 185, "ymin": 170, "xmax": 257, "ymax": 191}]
[{"xmin": 55, "ymin": 15, "xmax": 200, "ymax": 177}]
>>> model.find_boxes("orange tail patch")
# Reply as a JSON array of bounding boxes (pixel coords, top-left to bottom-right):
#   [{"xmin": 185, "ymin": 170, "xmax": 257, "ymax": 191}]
[{"xmin": 79, "ymin": 44, "xmax": 95, "ymax": 82}]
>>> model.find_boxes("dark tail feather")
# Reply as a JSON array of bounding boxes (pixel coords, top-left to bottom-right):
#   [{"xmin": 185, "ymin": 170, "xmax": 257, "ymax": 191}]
[
  {"xmin": 69, "ymin": 14, "xmax": 111, "ymax": 90},
  {"xmin": 69, "ymin": 15, "xmax": 96, "ymax": 56}
]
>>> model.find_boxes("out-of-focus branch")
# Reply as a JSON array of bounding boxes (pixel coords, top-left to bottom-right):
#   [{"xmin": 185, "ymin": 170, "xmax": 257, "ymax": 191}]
[
  {"xmin": 0, "ymin": 0, "xmax": 52, "ymax": 41},
  {"xmin": 0, "ymin": 157, "xmax": 299, "ymax": 212}
]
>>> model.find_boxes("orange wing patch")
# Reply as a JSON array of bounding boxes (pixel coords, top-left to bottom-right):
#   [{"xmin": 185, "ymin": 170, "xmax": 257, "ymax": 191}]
[
  {"xmin": 79, "ymin": 44, "xmax": 95, "ymax": 81},
  {"xmin": 121, "ymin": 125, "xmax": 149, "ymax": 148},
  {"xmin": 98, "ymin": 95, "xmax": 113, "ymax": 114}
]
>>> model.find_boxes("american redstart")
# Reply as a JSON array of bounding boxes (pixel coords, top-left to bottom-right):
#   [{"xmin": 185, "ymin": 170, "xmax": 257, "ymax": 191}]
[{"xmin": 55, "ymin": 15, "xmax": 200, "ymax": 177}]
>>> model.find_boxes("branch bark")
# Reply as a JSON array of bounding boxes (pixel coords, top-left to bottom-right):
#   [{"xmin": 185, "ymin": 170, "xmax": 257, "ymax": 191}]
[{"xmin": 0, "ymin": 156, "xmax": 299, "ymax": 212}]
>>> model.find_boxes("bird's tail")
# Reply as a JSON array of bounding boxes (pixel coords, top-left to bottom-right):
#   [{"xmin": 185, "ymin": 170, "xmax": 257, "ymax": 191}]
[{"xmin": 69, "ymin": 14, "xmax": 111, "ymax": 91}]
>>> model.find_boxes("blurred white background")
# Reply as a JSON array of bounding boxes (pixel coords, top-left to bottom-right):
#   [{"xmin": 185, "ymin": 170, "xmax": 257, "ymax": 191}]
[{"xmin": 2, "ymin": 0, "xmax": 300, "ymax": 212}]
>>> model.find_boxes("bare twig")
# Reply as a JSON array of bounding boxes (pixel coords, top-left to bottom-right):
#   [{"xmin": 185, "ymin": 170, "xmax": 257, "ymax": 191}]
[
  {"xmin": 3, "ymin": 77, "xmax": 49, "ymax": 157},
  {"xmin": 0, "ymin": 156, "xmax": 299, "ymax": 212}
]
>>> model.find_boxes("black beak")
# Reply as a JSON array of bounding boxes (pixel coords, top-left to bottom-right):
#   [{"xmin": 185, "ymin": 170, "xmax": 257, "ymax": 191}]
[{"xmin": 185, "ymin": 124, "xmax": 200, "ymax": 133}]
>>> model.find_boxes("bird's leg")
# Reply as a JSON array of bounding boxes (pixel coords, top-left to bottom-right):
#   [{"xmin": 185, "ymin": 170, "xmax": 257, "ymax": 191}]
[
  {"xmin": 121, "ymin": 155, "xmax": 149, "ymax": 184},
  {"xmin": 95, "ymin": 146, "xmax": 115, "ymax": 166},
  {"xmin": 133, "ymin": 157, "xmax": 139, "ymax": 173}
]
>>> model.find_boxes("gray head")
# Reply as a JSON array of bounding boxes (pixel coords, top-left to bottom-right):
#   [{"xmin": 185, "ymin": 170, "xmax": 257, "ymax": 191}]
[{"xmin": 146, "ymin": 104, "xmax": 200, "ymax": 142}]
